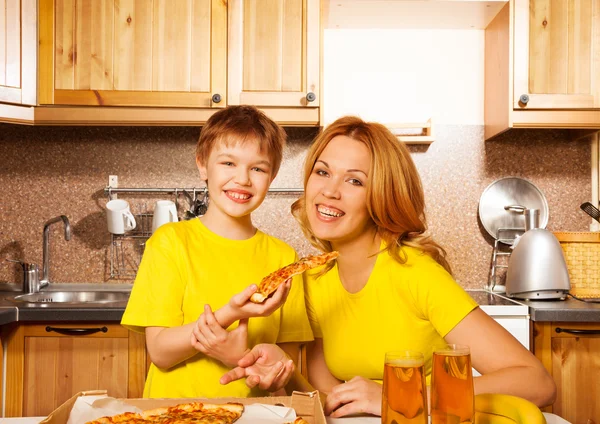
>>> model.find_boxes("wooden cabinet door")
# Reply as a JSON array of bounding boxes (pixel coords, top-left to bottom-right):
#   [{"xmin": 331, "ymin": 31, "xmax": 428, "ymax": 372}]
[
  {"xmin": 228, "ymin": 0, "xmax": 320, "ymax": 108},
  {"xmin": 0, "ymin": 0, "xmax": 36, "ymax": 105},
  {"xmin": 39, "ymin": 0, "xmax": 226, "ymax": 108},
  {"xmin": 513, "ymin": 0, "xmax": 600, "ymax": 110},
  {"xmin": 4, "ymin": 323, "xmax": 147, "ymax": 417},
  {"xmin": 534, "ymin": 322, "xmax": 600, "ymax": 422}
]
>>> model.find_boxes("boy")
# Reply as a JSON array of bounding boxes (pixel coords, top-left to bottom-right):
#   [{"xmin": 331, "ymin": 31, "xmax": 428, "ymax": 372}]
[{"xmin": 121, "ymin": 105, "xmax": 313, "ymax": 398}]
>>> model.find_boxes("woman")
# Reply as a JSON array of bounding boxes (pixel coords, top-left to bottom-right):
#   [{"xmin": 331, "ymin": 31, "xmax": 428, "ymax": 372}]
[{"xmin": 221, "ymin": 116, "xmax": 556, "ymax": 416}]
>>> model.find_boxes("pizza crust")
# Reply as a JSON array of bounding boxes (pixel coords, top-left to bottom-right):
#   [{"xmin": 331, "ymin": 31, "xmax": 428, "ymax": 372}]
[{"xmin": 250, "ymin": 251, "xmax": 340, "ymax": 303}]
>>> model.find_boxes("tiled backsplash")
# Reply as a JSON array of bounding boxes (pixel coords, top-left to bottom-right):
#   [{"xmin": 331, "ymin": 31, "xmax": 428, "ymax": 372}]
[{"xmin": 0, "ymin": 124, "xmax": 591, "ymax": 289}]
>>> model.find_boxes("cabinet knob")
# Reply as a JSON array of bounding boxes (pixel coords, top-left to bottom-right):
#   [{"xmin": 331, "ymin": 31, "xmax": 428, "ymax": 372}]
[
  {"xmin": 306, "ymin": 92, "xmax": 316, "ymax": 103},
  {"xmin": 519, "ymin": 94, "xmax": 529, "ymax": 105},
  {"xmin": 212, "ymin": 93, "xmax": 222, "ymax": 104}
]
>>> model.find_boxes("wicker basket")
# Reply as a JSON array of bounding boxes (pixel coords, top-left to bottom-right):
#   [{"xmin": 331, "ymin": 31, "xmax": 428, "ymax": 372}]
[{"xmin": 554, "ymin": 232, "xmax": 600, "ymax": 298}]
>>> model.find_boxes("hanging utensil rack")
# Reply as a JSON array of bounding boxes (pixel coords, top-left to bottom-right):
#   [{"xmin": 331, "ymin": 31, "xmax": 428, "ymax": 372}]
[
  {"xmin": 104, "ymin": 184, "xmax": 304, "ymax": 279},
  {"xmin": 104, "ymin": 186, "xmax": 303, "ymax": 200}
]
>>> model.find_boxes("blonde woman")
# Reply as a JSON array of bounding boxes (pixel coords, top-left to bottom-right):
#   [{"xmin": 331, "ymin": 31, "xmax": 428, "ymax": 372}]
[{"xmin": 222, "ymin": 116, "xmax": 556, "ymax": 416}]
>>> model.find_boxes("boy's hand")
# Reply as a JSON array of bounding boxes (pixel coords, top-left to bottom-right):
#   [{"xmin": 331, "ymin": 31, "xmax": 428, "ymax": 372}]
[
  {"xmin": 222, "ymin": 279, "xmax": 292, "ymax": 324},
  {"xmin": 191, "ymin": 304, "xmax": 250, "ymax": 368},
  {"xmin": 219, "ymin": 343, "xmax": 294, "ymax": 393}
]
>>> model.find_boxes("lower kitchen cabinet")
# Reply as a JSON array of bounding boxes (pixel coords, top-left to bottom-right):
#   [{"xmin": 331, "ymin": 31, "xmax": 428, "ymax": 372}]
[
  {"xmin": 533, "ymin": 321, "xmax": 600, "ymax": 423},
  {"xmin": 2, "ymin": 322, "xmax": 147, "ymax": 417}
]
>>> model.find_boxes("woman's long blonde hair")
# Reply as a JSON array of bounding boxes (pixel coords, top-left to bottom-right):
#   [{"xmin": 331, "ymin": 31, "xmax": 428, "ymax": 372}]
[{"xmin": 291, "ymin": 116, "xmax": 452, "ymax": 274}]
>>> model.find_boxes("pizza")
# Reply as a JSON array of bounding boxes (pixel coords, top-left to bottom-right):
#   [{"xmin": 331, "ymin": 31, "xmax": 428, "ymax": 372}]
[
  {"xmin": 250, "ymin": 251, "xmax": 340, "ymax": 303},
  {"xmin": 287, "ymin": 418, "xmax": 311, "ymax": 424},
  {"xmin": 86, "ymin": 401, "xmax": 244, "ymax": 424}
]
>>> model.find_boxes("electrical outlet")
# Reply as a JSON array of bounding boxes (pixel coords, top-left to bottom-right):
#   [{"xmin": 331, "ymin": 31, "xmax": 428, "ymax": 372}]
[{"xmin": 108, "ymin": 175, "xmax": 118, "ymax": 200}]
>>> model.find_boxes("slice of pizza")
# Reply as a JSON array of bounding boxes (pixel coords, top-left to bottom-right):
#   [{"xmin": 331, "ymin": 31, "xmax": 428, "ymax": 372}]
[
  {"xmin": 86, "ymin": 411, "xmax": 147, "ymax": 423},
  {"xmin": 250, "ymin": 251, "xmax": 340, "ymax": 303},
  {"xmin": 143, "ymin": 402, "xmax": 244, "ymax": 423},
  {"xmin": 286, "ymin": 417, "xmax": 311, "ymax": 424}
]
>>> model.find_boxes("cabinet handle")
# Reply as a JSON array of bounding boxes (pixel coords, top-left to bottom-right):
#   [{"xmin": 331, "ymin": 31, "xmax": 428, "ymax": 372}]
[
  {"xmin": 306, "ymin": 92, "xmax": 316, "ymax": 102},
  {"xmin": 45, "ymin": 326, "xmax": 108, "ymax": 336},
  {"xmin": 211, "ymin": 93, "xmax": 222, "ymax": 104},
  {"xmin": 555, "ymin": 327, "xmax": 600, "ymax": 335},
  {"xmin": 519, "ymin": 94, "xmax": 529, "ymax": 105}
]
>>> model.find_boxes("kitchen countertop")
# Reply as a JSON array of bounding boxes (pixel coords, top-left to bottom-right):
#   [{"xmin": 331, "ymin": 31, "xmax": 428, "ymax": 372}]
[
  {"xmin": 516, "ymin": 296, "xmax": 600, "ymax": 322},
  {"xmin": 0, "ymin": 285, "xmax": 598, "ymax": 325}
]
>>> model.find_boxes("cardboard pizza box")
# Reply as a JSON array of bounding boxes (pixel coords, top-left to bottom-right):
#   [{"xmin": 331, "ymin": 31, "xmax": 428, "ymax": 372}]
[{"xmin": 40, "ymin": 390, "xmax": 326, "ymax": 424}]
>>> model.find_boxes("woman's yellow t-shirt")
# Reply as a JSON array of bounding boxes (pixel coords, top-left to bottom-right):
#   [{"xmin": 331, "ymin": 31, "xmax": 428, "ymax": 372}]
[
  {"xmin": 121, "ymin": 218, "xmax": 313, "ymax": 398},
  {"xmin": 305, "ymin": 245, "xmax": 477, "ymax": 384}
]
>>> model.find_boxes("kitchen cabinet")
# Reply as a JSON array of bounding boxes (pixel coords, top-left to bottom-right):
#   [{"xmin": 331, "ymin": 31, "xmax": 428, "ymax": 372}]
[
  {"xmin": 0, "ymin": 0, "xmax": 36, "ymax": 106},
  {"xmin": 533, "ymin": 321, "xmax": 600, "ymax": 423},
  {"xmin": 2, "ymin": 322, "xmax": 147, "ymax": 417},
  {"xmin": 484, "ymin": 0, "xmax": 600, "ymax": 140},
  {"xmin": 227, "ymin": 0, "xmax": 320, "ymax": 109},
  {"xmin": 23, "ymin": 0, "xmax": 319, "ymax": 126},
  {"xmin": 38, "ymin": 0, "xmax": 227, "ymax": 109}
]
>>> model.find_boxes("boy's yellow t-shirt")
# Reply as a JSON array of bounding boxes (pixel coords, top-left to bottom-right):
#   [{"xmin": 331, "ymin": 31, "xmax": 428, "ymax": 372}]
[
  {"xmin": 121, "ymin": 218, "xmax": 313, "ymax": 398},
  {"xmin": 305, "ymin": 244, "xmax": 478, "ymax": 384}
]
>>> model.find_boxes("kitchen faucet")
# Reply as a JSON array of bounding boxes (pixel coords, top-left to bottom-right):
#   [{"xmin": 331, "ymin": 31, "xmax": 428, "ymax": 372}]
[{"xmin": 39, "ymin": 215, "xmax": 71, "ymax": 289}]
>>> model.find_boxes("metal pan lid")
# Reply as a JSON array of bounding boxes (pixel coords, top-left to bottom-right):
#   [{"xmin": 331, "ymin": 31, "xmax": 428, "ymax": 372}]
[{"xmin": 478, "ymin": 177, "xmax": 549, "ymax": 244}]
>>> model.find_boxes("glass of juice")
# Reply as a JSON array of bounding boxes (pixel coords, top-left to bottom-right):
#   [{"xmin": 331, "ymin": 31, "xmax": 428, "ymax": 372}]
[
  {"xmin": 430, "ymin": 344, "xmax": 474, "ymax": 424},
  {"xmin": 382, "ymin": 351, "xmax": 428, "ymax": 424}
]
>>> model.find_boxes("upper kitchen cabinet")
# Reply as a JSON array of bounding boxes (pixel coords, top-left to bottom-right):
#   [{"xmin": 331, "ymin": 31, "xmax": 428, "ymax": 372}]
[
  {"xmin": 485, "ymin": 0, "xmax": 600, "ymax": 140},
  {"xmin": 0, "ymin": 0, "xmax": 36, "ymax": 106},
  {"xmin": 227, "ymin": 0, "xmax": 320, "ymax": 122},
  {"xmin": 38, "ymin": 0, "xmax": 227, "ymax": 108}
]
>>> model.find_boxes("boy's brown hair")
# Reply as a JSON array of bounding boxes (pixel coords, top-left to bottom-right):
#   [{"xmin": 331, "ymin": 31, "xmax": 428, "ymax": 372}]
[{"xmin": 196, "ymin": 105, "xmax": 287, "ymax": 178}]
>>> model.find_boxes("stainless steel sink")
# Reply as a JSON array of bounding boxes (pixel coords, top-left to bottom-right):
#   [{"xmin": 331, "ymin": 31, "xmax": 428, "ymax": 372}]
[{"xmin": 10, "ymin": 291, "xmax": 130, "ymax": 304}]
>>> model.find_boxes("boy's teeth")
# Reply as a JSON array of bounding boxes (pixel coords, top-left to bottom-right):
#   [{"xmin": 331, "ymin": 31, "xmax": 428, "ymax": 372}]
[
  {"xmin": 229, "ymin": 192, "xmax": 250, "ymax": 199},
  {"xmin": 318, "ymin": 206, "xmax": 344, "ymax": 217}
]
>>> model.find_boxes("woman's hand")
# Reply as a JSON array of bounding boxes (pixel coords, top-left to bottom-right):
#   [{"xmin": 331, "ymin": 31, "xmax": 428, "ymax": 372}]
[
  {"xmin": 217, "ymin": 279, "xmax": 292, "ymax": 327},
  {"xmin": 191, "ymin": 304, "xmax": 250, "ymax": 368},
  {"xmin": 219, "ymin": 343, "xmax": 295, "ymax": 393},
  {"xmin": 324, "ymin": 376, "xmax": 383, "ymax": 417}
]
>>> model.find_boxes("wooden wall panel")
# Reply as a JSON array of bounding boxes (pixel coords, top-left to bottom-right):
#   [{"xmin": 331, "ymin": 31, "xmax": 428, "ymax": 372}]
[
  {"xmin": 23, "ymin": 337, "xmax": 58, "ymax": 417},
  {"xmin": 243, "ymin": 0, "xmax": 283, "ymax": 91},
  {"xmin": 75, "ymin": 0, "xmax": 114, "ymax": 90},
  {"xmin": 282, "ymin": 0, "xmax": 302, "ymax": 91},
  {"xmin": 0, "ymin": 0, "xmax": 6, "ymax": 86},
  {"xmin": 568, "ymin": 0, "xmax": 592, "ymax": 94},
  {"xmin": 23, "ymin": 336, "xmax": 129, "ymax": 417},
  {"xmin": 529, "ymin": 0, "xmax": 566, "ymax": 94},
  {"xmin": 529, "ymin": 0, "xmax": 597, "ymax": 96},
  {"xmin": 190, "ymin": 0, "xmax": 211, "ymax": 92},
  {"xmin": 551, "ymin": 336, "xmax": 600, "ymax": 423},
  {"xmin": 153, "ymin": 0, "xmax": 191, "ymax": 91},
  {"xmin": 593, "ymin": 0, "xmax": 600, "ymax": 107},
  {"xmin": 55, "ymin": 0, "xmax": 75, "ymax": 89},
  {"xmin": 97, "ymin": 338, "xmax": 129, "ymax": 400},
  {"xmin": 114, "ymin": 0, "xmax": 153, "ymax": 91},
  {"xmin": 5, "ymin": 0, "xmax": 20, "ymax": 88}
]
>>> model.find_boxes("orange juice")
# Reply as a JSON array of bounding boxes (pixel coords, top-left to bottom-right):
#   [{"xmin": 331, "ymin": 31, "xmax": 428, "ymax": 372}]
[
  {"xmin": 431, "ymin": 346, "xmax": 474, "ymax": 424},
  {"xmin": 382, "ymin": 354, "xmax": 427, "ymax": 424}
]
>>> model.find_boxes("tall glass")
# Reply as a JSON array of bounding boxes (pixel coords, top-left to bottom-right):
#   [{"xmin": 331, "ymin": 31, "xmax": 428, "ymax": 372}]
[
  {"xmin": 430, "ymin": 344, "xmax": 474, "ymax": 424},
  {"xmin": 382, "ymin": 351, "xmax": 428, "ymax": 424}
]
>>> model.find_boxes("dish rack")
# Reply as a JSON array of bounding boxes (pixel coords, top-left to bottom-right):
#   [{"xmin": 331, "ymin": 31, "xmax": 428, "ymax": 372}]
[
  {"xmin": 488, "ymin": 227, "xmax": 525, "ymax": 291},
  {"xmin": 104, "ymin": 185, "xmax": 303, "ymax": 280}
]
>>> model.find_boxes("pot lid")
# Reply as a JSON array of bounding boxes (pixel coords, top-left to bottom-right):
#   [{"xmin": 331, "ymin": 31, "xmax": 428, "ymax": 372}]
[{"xmin": 478, "ymin": 177, "xmax": 549, "ymax": 244}]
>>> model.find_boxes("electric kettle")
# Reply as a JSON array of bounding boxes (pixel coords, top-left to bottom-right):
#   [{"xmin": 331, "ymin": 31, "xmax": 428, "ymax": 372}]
[{"xmin": 505, "ymin": 206, "xmax": 570, "ymax": 300}]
